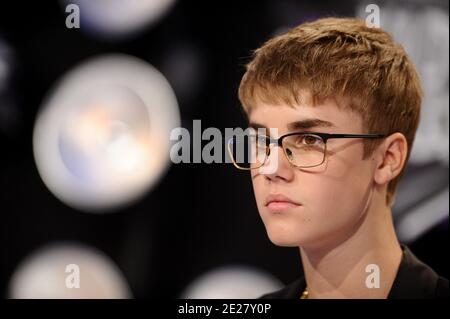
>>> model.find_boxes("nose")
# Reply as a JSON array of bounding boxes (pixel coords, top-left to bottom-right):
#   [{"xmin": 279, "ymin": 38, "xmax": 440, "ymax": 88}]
[{"xmin": 261, "ymin": 144, "xmax": 295, "ymax": 182}]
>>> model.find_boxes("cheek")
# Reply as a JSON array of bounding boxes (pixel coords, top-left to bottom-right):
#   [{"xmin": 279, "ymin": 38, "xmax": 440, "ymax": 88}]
[
  {"xmin": 305, "ymin": 161, "xmax": 373, "ymax": 228},
  {"xmin": 249, "ymin": 157, "xmax": 374, "ymax": 246}
]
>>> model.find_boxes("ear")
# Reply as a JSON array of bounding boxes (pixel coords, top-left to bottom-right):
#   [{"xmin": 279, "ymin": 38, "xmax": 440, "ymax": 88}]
[{"xmin": 374, "ymin": 133, "xmax": 408, "ymax": 186}]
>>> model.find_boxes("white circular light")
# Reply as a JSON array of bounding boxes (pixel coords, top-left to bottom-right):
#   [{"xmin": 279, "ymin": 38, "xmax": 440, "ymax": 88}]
[
  {"xmin": 62, "ymin": 0, "xmax": 176, "ymax": 39},
  {"xmin": 180, "ymin": 265, "xmax": 283, "ymax": 299},
  {"xmin": 33, "ymin": 54, "xmax": 180, "ymax": 212},
  {"xmin": 8, "ymin": 243, "xmax": 132, "ymax": 299}
]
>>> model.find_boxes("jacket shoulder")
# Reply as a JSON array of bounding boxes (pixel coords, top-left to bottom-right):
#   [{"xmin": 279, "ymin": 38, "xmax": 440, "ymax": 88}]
[{"xmin": 435, "ymin": 276, "xmax": 449, "ymax": 299}]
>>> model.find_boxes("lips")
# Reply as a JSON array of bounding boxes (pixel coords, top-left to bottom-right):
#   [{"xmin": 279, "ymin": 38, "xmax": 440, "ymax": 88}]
[{"xmin": 264, "ymin": 194, "xmax": 301, "ymax": 213}]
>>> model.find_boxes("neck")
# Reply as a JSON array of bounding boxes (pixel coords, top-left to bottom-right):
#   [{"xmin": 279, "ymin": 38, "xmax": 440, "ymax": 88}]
[{"xmin": 299, "ymin": 192, "xmax": 402, "ymax": 299}]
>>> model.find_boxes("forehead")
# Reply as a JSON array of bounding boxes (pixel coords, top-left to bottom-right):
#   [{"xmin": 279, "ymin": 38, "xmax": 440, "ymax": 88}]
[{"xmin": 247, "ymin": 98, "xmax": 363, "ymax": 135}]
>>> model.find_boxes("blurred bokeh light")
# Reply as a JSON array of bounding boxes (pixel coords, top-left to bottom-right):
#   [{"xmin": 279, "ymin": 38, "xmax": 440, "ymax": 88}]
[
  {"xmin": 180, "ymin": 266, "xmax": 283, "ymax": 299},
  {"xmin": 61, "ymin": 0, "xmax": 176, "ymax": 40},
  {"xmin": 33, "ymin": 54, "xmax": 180, "ymax": 212},
  {"xmin": 8, "ymin": 243, "xmax": 132, "ymax": 299}
]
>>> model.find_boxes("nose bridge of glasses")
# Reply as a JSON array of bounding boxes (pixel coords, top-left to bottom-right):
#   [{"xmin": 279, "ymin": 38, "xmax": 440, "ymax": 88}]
[
  {"xmin": 263, "ymin": 136, "xmax": 282, "ymax": 156},
  {"xmin": 265, "ymin": 139, "xmax": 293, "ymax": 166},
  {"xmin": 265, "ymin": 136, "xmax": 282, "ymax": 147}
]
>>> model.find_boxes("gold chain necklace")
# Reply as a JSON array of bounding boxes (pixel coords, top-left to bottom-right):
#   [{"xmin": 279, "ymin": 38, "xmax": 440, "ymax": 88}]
[{"xmin": 300, "ymin": 287, "xmax": 309, "ymax": 299}]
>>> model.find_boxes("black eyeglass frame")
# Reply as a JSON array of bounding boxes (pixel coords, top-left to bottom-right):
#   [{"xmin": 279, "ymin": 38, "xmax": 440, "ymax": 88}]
[{"xmin": 228, "ymin": 132, "xmax": 387, "ymax": 170}]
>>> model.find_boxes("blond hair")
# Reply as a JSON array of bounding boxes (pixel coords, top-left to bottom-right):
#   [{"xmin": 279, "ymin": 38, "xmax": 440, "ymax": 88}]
[{"xmin": 238, "ymin": 17, "xmax": 422, "ymax": 206}]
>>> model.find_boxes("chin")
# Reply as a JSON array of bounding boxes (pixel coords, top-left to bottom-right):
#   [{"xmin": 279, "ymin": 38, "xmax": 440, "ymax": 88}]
[
  {"xmin": 261, "ymin": 213, "xmax": 311, "ymax": 247},
  {"xmin": 268, "ymin": 236, "xmax": 299, "ymax": 247},
  {"xmin": 264, "ymin": 219, "xmax": 326, "ymax": 248},
  {"xmin": 265, "ymin": 226, "xmax": 304, "ymax": 247}
]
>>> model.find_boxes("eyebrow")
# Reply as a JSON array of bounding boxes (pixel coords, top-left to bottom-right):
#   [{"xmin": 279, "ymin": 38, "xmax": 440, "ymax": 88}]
[
  {"xmin": 249, "ymin": 118, "xmax": 335, "ymax": 132},
  {"xmin": 287, "ymin": 118, "xmax": 335, "ymax": 130}
]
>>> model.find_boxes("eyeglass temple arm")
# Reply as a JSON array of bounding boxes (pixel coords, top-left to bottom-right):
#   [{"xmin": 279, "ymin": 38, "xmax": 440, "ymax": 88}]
[
  {"xmin": 268, "ymin": 133, "xmax": 386, "ymax": 145},
  {"xmin": 323, "ymin": 133, "xmax": 387, "ymax": 141}
]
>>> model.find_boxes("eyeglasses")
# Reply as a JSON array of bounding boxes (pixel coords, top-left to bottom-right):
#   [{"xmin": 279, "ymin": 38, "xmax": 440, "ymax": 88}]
[{"xmin": 227, "ymin": 132, "xmax": 386, "ymax": 170}]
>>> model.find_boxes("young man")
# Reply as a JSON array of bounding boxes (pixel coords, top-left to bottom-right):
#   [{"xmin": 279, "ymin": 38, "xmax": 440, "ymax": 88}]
[{"xmin": 230, "ymin": 17, "xmax": 448, "ymax": 298}]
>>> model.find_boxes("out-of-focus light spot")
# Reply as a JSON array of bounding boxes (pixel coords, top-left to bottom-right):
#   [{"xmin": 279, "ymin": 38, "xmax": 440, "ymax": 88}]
[
  {"xmin": 396, "ymin": 187, "xmax": 449, "ymax": 243},
  {"xmin": 33, "ymin": 54, "xmax": 180, "ymax": 212},
  {"xmin": 8, "ymin": 243, "xmax": 133, "ymax": 299},
  {"xmin": 0, "ymin": 38, "xmax": 11, "ymax": 92},
  {"xmin": 0, "ymin": 36, "xmax": 20, "ymax": 137},
  {"xmin": 160, "ymin": 42, "xmax": 206, "ymax": 110},
  {"xmin": 62, "ymin": 0, "xmax": 176, "ymax": 40},
  {"xmin": 180, "ymin": 265, "xmax": 283, "ymax": 299}
]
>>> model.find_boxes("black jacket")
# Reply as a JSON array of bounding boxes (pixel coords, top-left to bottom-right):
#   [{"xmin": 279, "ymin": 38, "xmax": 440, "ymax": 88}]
[{"xmin": 260, "ymin": 246, "xmax": 449, "ymax": 299}]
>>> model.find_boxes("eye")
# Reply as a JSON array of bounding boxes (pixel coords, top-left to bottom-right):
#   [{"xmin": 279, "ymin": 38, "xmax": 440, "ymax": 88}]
[
  {"xmin": 298, "ymin": 134, "xmax": 322, "ymax": 146},
  {"xmin": 304, "ymin": 135, "xmax": 320, "ymax": 145}
]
